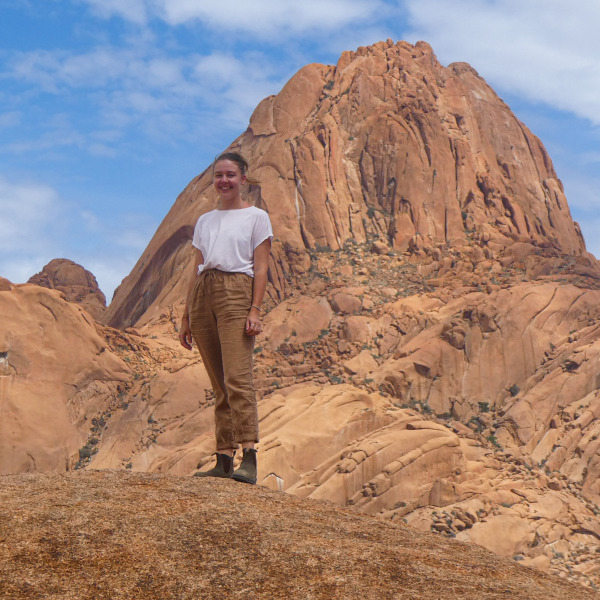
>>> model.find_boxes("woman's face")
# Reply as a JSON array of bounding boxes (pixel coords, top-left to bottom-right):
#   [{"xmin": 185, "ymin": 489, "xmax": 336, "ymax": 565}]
[{"xmin": 213, "ymin": 159, "xmax": 246, "ymax": 199}]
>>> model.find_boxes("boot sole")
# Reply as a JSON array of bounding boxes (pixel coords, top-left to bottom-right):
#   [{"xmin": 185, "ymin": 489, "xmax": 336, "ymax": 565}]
[{"xmin": 232, "ymin": 473, "xmax": 257, "ymax": 485}]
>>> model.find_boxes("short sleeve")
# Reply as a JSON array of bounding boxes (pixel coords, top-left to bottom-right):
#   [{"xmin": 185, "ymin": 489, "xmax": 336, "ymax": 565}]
[
  {"xmin": 251, "ymin": 210, "xmax": 273, "ymax": 250},
  {"xmin": 192, "ymin": 214, "xmax": 205, "ymax": 251}
]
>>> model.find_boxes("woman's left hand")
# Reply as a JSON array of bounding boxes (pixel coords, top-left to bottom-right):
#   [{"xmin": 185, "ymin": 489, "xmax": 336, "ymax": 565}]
[{"xmin": 245, "ymin": 307, "xmax": 262, "ymax": 336}]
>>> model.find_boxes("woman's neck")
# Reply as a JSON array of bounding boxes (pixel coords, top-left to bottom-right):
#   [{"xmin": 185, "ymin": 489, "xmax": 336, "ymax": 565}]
[{"xmin": 220, "ymin": 195, "xmax": 247, "ymax": 210}]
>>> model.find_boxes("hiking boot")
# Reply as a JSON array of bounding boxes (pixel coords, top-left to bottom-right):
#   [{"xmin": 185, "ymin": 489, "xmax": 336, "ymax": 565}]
[
  {"xmin": 194, "ymin": 453, "xmax": 234, "ymax": 478},
  {"xmin": 232, "ymin": 448, "xmax": 257, "ymax": 485}
]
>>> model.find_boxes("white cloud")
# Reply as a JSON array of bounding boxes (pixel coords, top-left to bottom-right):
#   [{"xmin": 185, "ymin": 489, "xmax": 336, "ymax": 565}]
[
  {"xmin": 63, "ymin": 207, "xmax": 159, "ymax": 299},
  {"xmin": 3, "ymin": 0, "xmax": 396, "ymax": 163},
  {"xmin": 160, "ymin": 0, "xmax": 384, "ymax": 33},
  {"xmin": 81, "ymin": 0, "xmax": 388, "ymax": 37},
  {"xmin": 0, "ymin": 176, "xmax": 63, "ymax": 254},
  {"xmin": 0, "ymin": 111, "xmax": 21, "ymax": 128},
  {"xmin": 0, "ymin": 174, "xmax": 157, "ymax": 300},
  {"xmin": 0, "ymin": 176, "xmax": 70, "ymax": 285},
  {"xmin": 189, "ymin": 51, "xmax": 284, "ymax": 123},
  {"xmin": 404, "ymin": 0, "xmax": 600, "ymax": 125},
  {"xmin": 6, "ymin": 112, "xmax": 88, "ymax": 155},
  {"xmin": 4, "ymin": 41, "xmax": 282, "ymax": 151},
  {"xmin": 68, "ymin": 0, "xmax": 600, "ymax": 135},
  {"xmin": 79, "ymin": 0, "xmax": 149, "ymax": 24},
  {"xmin": 8, "ymin": 47, "xmax": 171, "ymax": 92}
]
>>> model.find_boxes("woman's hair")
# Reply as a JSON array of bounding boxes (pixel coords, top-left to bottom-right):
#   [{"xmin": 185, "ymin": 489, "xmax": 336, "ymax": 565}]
[
  {"xmin": 214, "ymin": 152, "xmax": 248, "ymax": 175},
  {"xmin": 214, "ymin": 151, "xmax": 259, "ymax": 185}
]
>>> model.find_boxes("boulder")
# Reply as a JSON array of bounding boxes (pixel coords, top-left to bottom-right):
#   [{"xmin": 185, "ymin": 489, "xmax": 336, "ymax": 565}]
[{"xmin": 28, "ymin": 258, "xmax": 107, "ymax": 320}]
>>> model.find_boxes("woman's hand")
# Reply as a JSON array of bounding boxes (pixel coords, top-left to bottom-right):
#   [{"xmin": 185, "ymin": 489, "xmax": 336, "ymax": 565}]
[
  {"xmin": 245, "ymin": 307, "xmax": 262, "ymax": 336},
  {"xmin": 179, "ymin": 317, "xmax": 193, "ymax": 350}
]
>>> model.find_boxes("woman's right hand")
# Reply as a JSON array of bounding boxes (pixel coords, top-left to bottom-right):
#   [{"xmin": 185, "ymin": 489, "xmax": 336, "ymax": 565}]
[{"xmin": 179, "ymin": 318, "xmax": 193, "ymax": 350}]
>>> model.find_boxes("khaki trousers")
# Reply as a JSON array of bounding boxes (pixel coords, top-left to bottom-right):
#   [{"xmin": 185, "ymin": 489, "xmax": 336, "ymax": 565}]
[{"xmin": 189, "ymin": 269, "xmax": 258, "ymax": 451}]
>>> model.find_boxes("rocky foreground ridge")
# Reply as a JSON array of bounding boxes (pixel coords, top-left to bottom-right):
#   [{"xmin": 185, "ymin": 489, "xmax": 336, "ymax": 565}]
[
  {"xmin": 0, "ymin": 470, "xmax": 597, "ymax": 600},
  {"xmin": 2, "ymin": 39, "xmax": 600, "ymax": 591}
]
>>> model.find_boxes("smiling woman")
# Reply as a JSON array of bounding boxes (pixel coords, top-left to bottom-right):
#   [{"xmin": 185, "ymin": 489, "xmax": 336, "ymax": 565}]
[{"xmin": 178, "ymin": 151, "xmax": 273, "ymax": 484}]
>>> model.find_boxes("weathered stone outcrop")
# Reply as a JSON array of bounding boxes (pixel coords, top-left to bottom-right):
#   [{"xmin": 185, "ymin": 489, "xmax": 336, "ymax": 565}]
[
  {"xmin": 0, "ymin": 284, "xmax": 211, "ymax": 474},
  {"xmin": 0, "ymin": 284, "xmax": 126, "ymax": 472},
  {"xmin": 103, "ymin": 39, "xmax": 592, "ymax": 330},
  {"xmin": 0, "ymin": 276, "xmax": 12, "ymax": 291},
  {"xmin": 28, "ymin": 258, "xmax": 107, "ymax": 320}
]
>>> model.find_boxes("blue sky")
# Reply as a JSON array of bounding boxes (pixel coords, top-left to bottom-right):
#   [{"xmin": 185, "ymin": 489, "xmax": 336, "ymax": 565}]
[{"xmin": 1, "ymin": 0, "xmax": 599, "ymax": 302}]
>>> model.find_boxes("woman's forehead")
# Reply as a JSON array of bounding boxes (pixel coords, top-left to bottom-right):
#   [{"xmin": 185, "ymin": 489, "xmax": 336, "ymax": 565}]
[{"xmin": 214, "ymin": 159, "xmax": 241, "ymax": 173}]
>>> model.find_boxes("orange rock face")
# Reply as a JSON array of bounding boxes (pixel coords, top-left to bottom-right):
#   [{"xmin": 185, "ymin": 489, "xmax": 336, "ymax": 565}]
[
  {"xmin": 0, "ymin": 285, "xmax": 127, "ymax": 472},
  {"xmin": 28, "ymin": 258, "xmax": 107, "ymax": 320},
  {"xmin": 103, "ymin": 39, "xmax": 591, "ymax": 330},
  {"xmin": 0, "ymin": 283, "xmax": 214, "ymax": 474},
  {"xmin": 0, "ymin": 276, "xmax": 12, "ymax": 292}
]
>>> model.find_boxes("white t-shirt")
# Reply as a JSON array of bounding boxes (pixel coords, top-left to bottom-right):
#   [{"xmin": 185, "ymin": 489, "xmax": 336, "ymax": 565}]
[{"xmin": 192, "ymin": 206, "xmax": 273, "ymax": 277}]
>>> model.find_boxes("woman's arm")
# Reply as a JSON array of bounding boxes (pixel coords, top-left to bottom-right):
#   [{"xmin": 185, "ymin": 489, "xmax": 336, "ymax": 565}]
[
  {"xmin": 245, "ymin": 237, "xmax": 271, "ymax": 336},
  {"xmin": 179, "ymin": 248, "xmax": 204, "ymax": 350}
]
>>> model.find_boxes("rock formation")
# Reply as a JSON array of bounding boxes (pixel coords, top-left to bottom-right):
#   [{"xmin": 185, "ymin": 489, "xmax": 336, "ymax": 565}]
[
  {"xmin": 0, "ymin": 276, "xmax": 12, "ymax": 292},
  {"xmin": 28, "ymin": 258, "xmax": 107, "ymax": 320},
  {"xmin": 3, "ymin": 39, "xmax": 600, "ymax": 589},
  {"xmin": 0, "ymin": 284, "xmax": 127, "ymax": 472},
  {"xmin": 0, "ymin": 282, "xmax": 214, "ymax": 474},
  {"xmin": 102, "ymin": 38, "xmax": 593, "ymax": 330}
]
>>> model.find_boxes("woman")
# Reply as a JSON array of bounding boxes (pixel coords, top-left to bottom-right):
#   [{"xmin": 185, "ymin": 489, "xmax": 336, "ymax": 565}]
[{"xmin": 179, "ymin": 152, "xmax": 273, "ymax": 484}]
